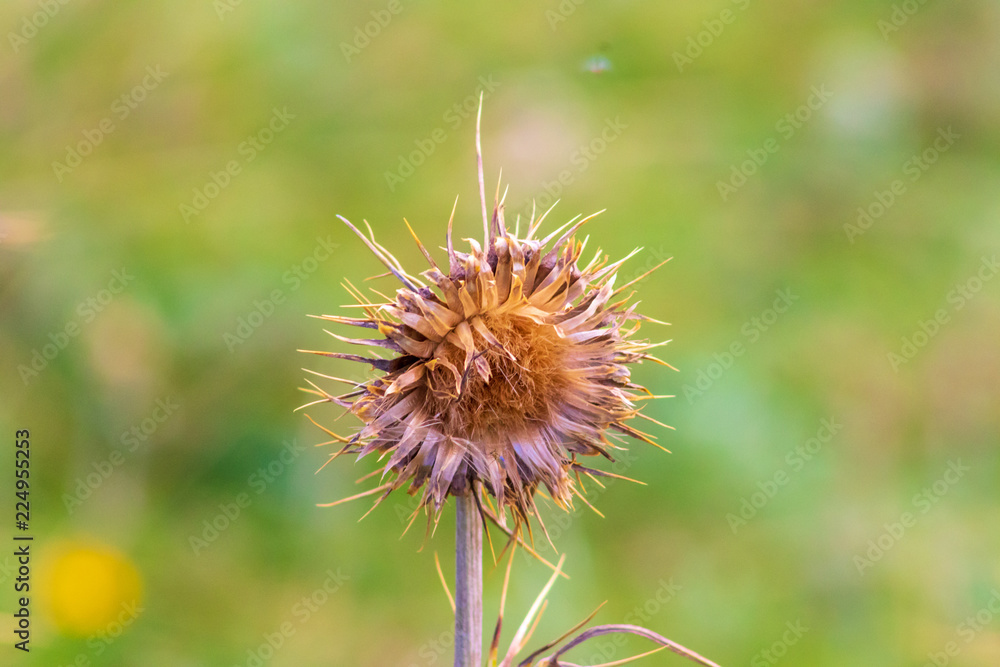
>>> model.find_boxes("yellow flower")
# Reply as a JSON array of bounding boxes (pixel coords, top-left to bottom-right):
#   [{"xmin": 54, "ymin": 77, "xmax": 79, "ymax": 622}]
[{"xmin": 39, "ymin": 540, "xmax": 142, "ymax": 637}]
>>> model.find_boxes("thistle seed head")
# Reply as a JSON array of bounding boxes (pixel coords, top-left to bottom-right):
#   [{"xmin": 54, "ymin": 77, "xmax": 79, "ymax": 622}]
[{"xmin": 301, "ymin": 122, "xmax": 671, "ymax": 532}]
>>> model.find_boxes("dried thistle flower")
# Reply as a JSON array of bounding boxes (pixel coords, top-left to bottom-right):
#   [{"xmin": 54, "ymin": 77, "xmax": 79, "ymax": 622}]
[{"xmin": 300, "ymin": 117, "xmax": 672, "ymax": 539}]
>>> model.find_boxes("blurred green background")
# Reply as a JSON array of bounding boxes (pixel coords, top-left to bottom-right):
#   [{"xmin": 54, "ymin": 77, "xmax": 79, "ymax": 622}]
[{"xmin": 2, "ymin": 1, "xmax": 999, "ymax": 665}]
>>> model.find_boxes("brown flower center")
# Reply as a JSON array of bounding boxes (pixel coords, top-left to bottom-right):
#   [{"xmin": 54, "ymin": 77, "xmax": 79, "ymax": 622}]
[{"xmin": 425, "ymin": 313, "xmax": 569, "ymax": 445}]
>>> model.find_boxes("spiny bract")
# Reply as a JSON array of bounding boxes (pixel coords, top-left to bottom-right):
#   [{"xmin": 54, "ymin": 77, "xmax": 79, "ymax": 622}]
[{"xmin": 301, "ymin": 164, "xmax": 671, "ymax": 536}]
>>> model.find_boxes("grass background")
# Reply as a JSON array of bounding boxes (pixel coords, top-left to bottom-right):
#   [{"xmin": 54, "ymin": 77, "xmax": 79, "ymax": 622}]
[{"xmin": 2, "ymin": 1, "xmax": 999, "ymax": 665}]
